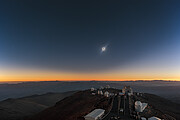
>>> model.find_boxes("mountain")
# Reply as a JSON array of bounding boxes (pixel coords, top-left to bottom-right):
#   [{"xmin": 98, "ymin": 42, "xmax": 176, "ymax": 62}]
[
  {"xmin": 28, "ymin": 90, "xmax": 111, "ymax": 120},
  {"xmin": 0, "ymin": 81, "xmax": 180, "ymax": 104},
  {"xmin": 29, "ymin": 89, "xmax": 180, "ymax": 120},
  {"xmin": 0, "ymin": 91, "xmax": 76, "ymax": 120},
  {"xmin": 0, "ymin": 87, "xmax": 179, "ymax": 120},
  {"xmin": 136, "ymin": 93, "xmax": 180, "ymax": 119}
]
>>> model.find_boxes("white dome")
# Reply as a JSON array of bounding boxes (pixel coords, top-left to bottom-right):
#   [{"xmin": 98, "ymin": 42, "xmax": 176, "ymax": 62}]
[
  {"xmin": 148, "ymin": 117, "xmax": 161, "ymax": 120},
  {"xmin": 135, "ymin": 101, "xmax": 142, "ymax": 106}
]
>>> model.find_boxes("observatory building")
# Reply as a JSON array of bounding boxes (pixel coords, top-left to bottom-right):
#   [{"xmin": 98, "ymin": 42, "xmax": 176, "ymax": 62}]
[
  {"xmin": 97, "ymin": 90, "xmax": 103, "ymax": 95},
  {"xmin": 148, "ymin": 116, "xmax": 161, "ymax": 120},
  {"xmin": 84, "ymin": 109, "xmax": 105, "ymax": 120},
  {"xmin": 104, "ymin": 91, "xmax": 109, "ymax": 97},
  {"xmin": 135, "ymin": 101, "xmax": 148, "ymax": 112},
  {"xmin": 91, "ymin": 87, "xmax": 95, "ymax": 91}
]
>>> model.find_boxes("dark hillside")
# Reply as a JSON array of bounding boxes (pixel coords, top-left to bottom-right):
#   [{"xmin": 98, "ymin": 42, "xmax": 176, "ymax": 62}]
[
  {"xmin": 29, "ymin": 90, "xmax": 111, "ymax": 120},
  {"xmin": 0, "ymin": 91, "xmax": 75, "ymax": 120},
  {"xmin": 136, "ymin": 93, "xmax": 180, "ymax": 119}
]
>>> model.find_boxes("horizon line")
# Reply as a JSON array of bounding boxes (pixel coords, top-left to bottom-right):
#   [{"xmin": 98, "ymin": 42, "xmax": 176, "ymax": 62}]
[{"xmin": 0, "ymin": 79, "xmax": 180, "ymax": 83}]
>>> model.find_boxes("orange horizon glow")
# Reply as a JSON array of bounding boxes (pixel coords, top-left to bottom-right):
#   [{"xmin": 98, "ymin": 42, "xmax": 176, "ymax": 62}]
[
  {"xmin": 1, "ymin": 73, "xmax": 180, "ymax": 82},
  {"xmin": 1, "ymin": 76, "xmax": 180, "ymax": 82},
  {"xmin": 1, "ymin": 79, "xmax": 180, "ymax": 82},
  {"xmin": 1, "ymin": 64, "xmax": 180, "ymax": 82}
]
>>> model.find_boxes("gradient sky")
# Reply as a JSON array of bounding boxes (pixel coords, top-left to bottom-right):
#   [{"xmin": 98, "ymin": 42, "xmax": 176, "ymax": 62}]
[{"xmin": 0, "ymin": 0, "xmax": 180, "ymax": 81}]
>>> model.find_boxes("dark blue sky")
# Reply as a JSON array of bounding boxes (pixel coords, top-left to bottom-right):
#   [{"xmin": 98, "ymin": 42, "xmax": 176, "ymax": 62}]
[{"xmin": 0, "ymin": 0, "xmax": 180, "ymax": 76}]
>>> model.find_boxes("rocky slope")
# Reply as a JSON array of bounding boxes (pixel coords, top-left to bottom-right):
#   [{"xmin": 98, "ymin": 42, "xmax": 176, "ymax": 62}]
[
  {"xmin": 135, "ymin": 93, "xmax": 180, "ymax": 120},
  {"xmin": 0, "ymin": 91, "xmax": 75, "ymax": 120},
  {"xmin": 29, "ymin": 90, "xmax": 111, "ymax": 120}
]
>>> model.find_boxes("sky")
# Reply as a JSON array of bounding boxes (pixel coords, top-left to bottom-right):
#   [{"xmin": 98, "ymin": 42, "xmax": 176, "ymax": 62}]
[{"xmin": 0, "ymin": 0, "xmax": 180, "ymax": 81}]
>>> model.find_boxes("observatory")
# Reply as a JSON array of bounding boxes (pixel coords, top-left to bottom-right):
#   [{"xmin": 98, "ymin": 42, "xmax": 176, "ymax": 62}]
[
  {"xmin": 97, "ymin": 90, "xmax": 103, "ymax": 95},
  {"xmin": 91, "ymin": 87, "xmax": 95, "ymax": 91},
  {"xmin": 104, "ymin": 91, "xmax": 109, "ymax": 97},
  {"xmin": 141, "ymin": 117, "xmax": 146, "ymax": 120},
  {"xmin": 148, "ymin": 116, "xmax": 161, "ymax": 120},
  {"xmin": 135, "ymin": 101, "xmax": 148, "ymax": 112},
  {"xmin": 84, "ymin": 109, "xmax": 105, "ymax": 120}
]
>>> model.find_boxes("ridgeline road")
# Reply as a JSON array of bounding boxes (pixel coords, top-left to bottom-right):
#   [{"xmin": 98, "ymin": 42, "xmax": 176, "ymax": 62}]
[
  {"xmin": 103, "ymin": 96, "xmax": 119, "ymax": 120},
  {"xmin": 103, "ymin": 95, "xmax": 134, "ymax": 120}
]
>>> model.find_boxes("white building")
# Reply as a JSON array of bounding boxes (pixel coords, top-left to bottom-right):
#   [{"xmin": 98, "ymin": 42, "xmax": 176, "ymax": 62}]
[
  {"xmin": 91, "ymin": 87, "xmax": 95, "ymax": 91},
  {"xmin": 84, "ymin": 109, "xmax": 105, "ymax": 120},
  {"xmin": 98, "ymin": 90, "xmax": 103, "ymax": 95},
  {"xmin": 128, "ymin": 93, "xmax": 132, "ymax": 96},
  {"xmin": 141, "ymin": 117, "xmax": 147, "ymax": 120},
  {"xmin": 104, "ymin": 91, "xmax": 109, "ymax": 97},
  {"xmin": 148, "ymin": 117, "xmax": 161, "ymax": 120},
  {"xmin": 135, "ymin": 101, "xmax": 148, "ymax": 112}
]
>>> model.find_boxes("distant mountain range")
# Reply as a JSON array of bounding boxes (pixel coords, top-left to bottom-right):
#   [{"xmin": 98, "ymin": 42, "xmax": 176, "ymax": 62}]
[{"xmin": 0, "ymin": 81, "xmax": 179, "ymax": 103}]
